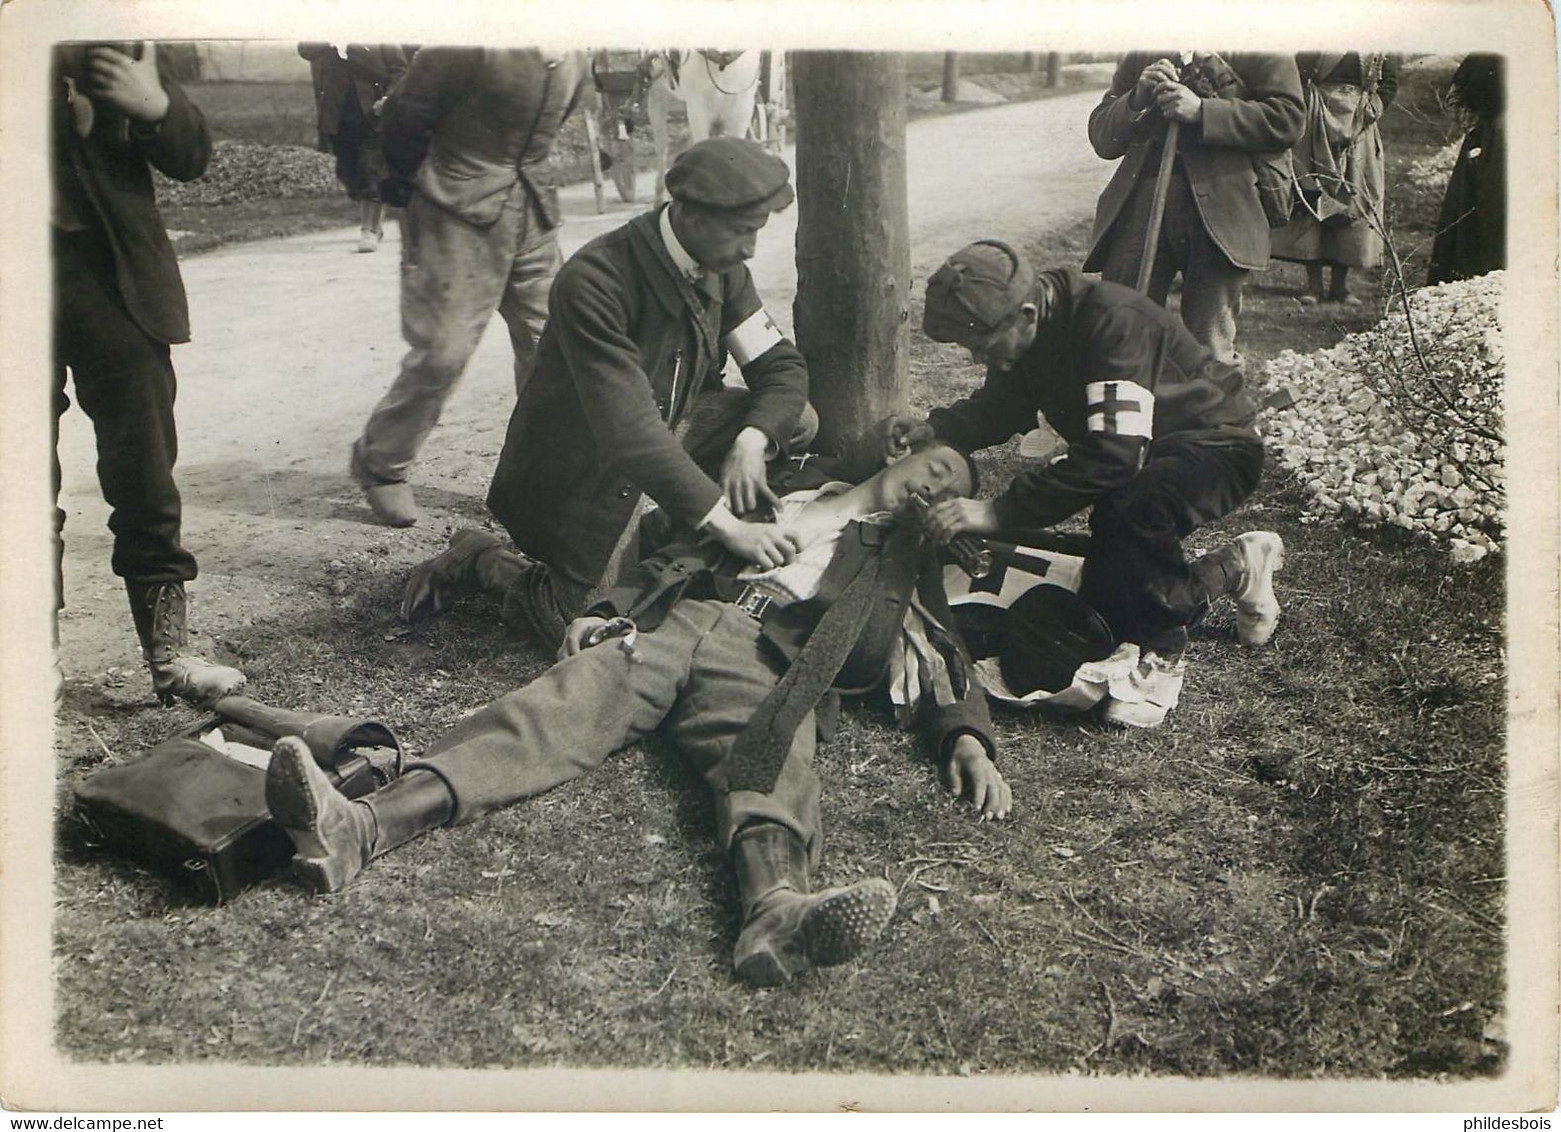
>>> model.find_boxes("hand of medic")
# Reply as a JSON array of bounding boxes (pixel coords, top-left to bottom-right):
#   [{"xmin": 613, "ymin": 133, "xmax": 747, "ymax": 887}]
[
  {"xmin": 922, "ymin": 497, "xmax": 1000, "ymax": 543},
  {"xmin": 720, "ymin": 427, "xmax": 780, "ymax": 515},
  {"xmin": 706, "ymin": 507, "xmax": 800, "ymax": 570},
  {"xmin": 879, "ymin": 413, "xmax": 935, "ymax": 462}
]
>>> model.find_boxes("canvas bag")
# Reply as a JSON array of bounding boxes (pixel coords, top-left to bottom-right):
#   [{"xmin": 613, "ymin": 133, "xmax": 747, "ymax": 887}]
[{"xmin": 74, "ymin": 696, "xmax": 403, "ymax": 904}]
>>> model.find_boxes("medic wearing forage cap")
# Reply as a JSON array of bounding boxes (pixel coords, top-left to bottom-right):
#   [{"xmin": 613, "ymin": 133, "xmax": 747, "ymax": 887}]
[
  {"xmin": 404, "ymin": 136, "xmax": 818, "ymax": 644},
  {"xmin": 881, "ymin": 241, "xmax": 1286, "ymax": 663}
]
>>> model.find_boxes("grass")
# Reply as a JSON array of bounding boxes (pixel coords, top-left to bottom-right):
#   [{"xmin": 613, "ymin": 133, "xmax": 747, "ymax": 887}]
[{"xmin": 52, "ymin": 58, "xmax": 1509, "ymax": 1081}]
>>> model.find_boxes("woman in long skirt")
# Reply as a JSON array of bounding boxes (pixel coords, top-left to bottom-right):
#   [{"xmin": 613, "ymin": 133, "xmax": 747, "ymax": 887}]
[{"xmin": 1272, "ymin": 53, "xmax": 1397, "ymax": 305}]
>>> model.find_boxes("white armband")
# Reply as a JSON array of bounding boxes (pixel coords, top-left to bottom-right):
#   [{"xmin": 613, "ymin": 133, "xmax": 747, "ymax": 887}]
[
  {"xmin": 724, "ymin": 308, "xmax": 785, "ymax": 367},
  {"xmin": 1084, "ymin": 380, "xmax": 1155, "ymax": 439}
]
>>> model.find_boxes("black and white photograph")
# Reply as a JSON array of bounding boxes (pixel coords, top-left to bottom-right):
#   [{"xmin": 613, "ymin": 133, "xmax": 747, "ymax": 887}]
[{"xmin": 1, "ymin": 0, "xmax": 1556, "ymax": 1116}]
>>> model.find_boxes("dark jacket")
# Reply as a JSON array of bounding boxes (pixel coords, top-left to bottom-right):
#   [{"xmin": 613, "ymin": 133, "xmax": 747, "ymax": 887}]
[
  {"xmin": 379, "ymin": 47, "xmax": 587, "ymax": 228},
  {"xmin": 487, "ymin": 207, "xmax": 810, "ymax": 587},
  {"xmin": 1429, "ymin": 55, "xmax": 1505, "ymax": 285},
  {"xmin": 588, "ymin": 461, "xmax": 996, "ymax": 766},
  {"xmin": 297, "ymin": 44, "xmax": 409, "ymax": 144},
  {"xmin": 928, "ymin": 269, "xmax": 1257, "ymax": 529},
  {"xmin": 1084, "ymin": 51, "xmax": 1304, "ymax": 272},
  {"xmin": 51, "ymin": 44, "xmax": 212, "ymax": 345}
]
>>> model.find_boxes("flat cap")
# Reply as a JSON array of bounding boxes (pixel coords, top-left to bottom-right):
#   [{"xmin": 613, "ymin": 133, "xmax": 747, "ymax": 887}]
[
  {"xmin": 922, "ymin": 239, "xmax": 1035, "ymax": 343},
  {"xmin": 665, "ymin": 136, "xmax": 795, "ymax": 215}
]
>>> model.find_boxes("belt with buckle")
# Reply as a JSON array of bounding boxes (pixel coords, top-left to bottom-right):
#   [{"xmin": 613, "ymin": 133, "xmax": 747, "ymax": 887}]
[{"xmin": 731, "ymin": 584, "xmax": 775, "ymax": 621}]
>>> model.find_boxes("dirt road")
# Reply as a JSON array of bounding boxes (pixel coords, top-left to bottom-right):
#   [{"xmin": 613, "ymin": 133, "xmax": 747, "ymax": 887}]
[{"xmin": 55, "ymin": 88, "xmax": 1111, "ymax": 679}]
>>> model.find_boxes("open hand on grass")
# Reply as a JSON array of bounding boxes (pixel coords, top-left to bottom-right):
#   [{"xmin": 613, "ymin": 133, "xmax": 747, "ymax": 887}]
[{"xmin": 944, "ymin": 735, "xmax": 1011, "ymax": 821}]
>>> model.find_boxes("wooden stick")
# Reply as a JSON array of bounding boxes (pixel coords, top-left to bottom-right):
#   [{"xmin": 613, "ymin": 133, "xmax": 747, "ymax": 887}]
[{"xmin": 1135, "ymin": 118, "xmax": 1180, "ymax": 294}]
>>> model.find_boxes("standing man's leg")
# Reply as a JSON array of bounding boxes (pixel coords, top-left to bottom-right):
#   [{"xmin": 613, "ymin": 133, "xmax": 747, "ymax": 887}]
[
  {"xmin": 352, "ymin": 192, "xmax": 518, "ymax": 526},
  {"xmin": 495, "ymin": 207, "xmax": 562, "ymax": 397},
  {"xmin": 53, "ymin": 229, "xmax": 243, "ymax": 703},
  {"xmin": 1177, "ymin": 208, "xmax": 1250, "ymax": 366},
  {"xmin": 1098, "ymin": 169, "xmax": 1185, "ymax": 307}
]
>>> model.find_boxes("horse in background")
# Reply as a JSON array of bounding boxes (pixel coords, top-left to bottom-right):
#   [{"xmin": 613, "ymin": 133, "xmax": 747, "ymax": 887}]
[{"xmin": 637, "ymin": 50, "xmax": 783, "ymax": 203}]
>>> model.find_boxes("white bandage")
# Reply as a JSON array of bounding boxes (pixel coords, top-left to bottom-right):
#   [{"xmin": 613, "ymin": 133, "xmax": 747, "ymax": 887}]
[
  {"xmin": 724, "ymin": 308, "xmax": 784, "ymax": 366},
  {"xmin": 1084, "ymin": 380, "xmax": 1154, "ymax": 439}
]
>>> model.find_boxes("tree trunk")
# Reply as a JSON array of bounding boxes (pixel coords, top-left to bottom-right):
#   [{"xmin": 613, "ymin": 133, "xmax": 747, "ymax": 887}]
[
  {"xmin": 1023, "ymin": 52, "xmax": 1039, "ymax": 73},
  {"xmin": 1046, "ymin": 52, "xmax": 1062, "ymax": 88},
  {"xmin": 792, "ymin": 52, "xmax": 911, "ymax": 454},
  {"xmin": 941, "ymin": 52, "xmax": 959, "ymax": 102}
]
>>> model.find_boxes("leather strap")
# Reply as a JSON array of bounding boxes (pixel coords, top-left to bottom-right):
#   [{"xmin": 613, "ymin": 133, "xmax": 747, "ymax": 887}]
[{"xmin": 726, "ymin": 548, "xmax": 883, "ymax": 794}]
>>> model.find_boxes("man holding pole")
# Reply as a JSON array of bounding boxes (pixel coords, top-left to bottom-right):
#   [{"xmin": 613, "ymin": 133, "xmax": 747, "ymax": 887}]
[{"xmin": 1083, "ymin": 52, "xmax": 1303, "ymax": 364}]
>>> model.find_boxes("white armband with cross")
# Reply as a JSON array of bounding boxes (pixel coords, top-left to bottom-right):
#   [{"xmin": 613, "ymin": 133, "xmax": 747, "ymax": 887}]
[
  {"xmin": 724, "ymin": 308, "xmax": 785, "ymax": 367},
  {"xmin": 1084, "ymin": 380, "xmax": 1155, "ymax": 439}
]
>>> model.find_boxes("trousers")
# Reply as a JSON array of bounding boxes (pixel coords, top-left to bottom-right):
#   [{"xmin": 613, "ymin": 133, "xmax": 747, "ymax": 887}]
[
  {"xmin": 355, "ymin": 184, "xmax": 561, "ymax": 482},
  {"xmin": 1078, "ymin": 427, "xmax": 1265, "ymax": 655},
  {"xmin": 499, "ymin": 388, "xmax": 821, "ymax": 645},
  {"xmin": 1099, "ymin": 167, "xmax": 1250, "ymax": 364},
  {"xmin": 52, "ymin": 227, "xmax": 198, "ymax": 591},
  {"xmin": 410, "ymin": 597, "xmax": 823, "ymax": 859}
]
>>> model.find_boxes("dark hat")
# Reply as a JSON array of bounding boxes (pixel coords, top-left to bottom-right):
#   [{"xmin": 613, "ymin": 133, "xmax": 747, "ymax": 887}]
[
  {"xmin": 922, "ymin": 239, "xmax": 1035, "ymax": 343},
  {"xmin": 664, "ymin": 136, "xmax": 795, "ymax": 215},
  {"xmin": 997, "ymin": 584, "xmax": 1116, "ymax": 697}
]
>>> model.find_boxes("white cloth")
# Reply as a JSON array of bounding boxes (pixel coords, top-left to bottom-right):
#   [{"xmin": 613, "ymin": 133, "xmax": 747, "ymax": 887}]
[{"xmin": 735, "ymin": 484, "xmax": 859, "ymax": 604}]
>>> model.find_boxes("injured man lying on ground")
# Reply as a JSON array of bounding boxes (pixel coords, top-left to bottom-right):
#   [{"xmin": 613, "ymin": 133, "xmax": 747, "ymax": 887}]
[{"xmin": 265, "ymin": 440, "xmax": 1010, "ymax": 988}]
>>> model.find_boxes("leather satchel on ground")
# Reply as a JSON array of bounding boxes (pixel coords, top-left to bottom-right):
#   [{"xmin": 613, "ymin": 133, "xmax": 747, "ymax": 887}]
[{"xmin": 74, "ymin": 696, "xmax": 403, "ymax": 904}]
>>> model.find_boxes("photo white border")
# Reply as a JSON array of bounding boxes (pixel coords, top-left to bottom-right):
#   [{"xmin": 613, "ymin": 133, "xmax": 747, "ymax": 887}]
[{"xmin": 2, "ymin": 0, "xmax": 1556, "ymax": 1113}]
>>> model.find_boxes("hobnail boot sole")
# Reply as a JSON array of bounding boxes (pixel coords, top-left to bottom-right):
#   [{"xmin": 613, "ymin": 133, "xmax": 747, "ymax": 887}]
[
  {"xmin": 803, "ymin": 878, "xmax": 897, "ymax": 968},
  {"xmin": 264, "ymin": 737, "xmax": 364, "ymax": 894},
  {"xmin": 733, "ymin": 878, "xmax": 898, "ymax": 987}
]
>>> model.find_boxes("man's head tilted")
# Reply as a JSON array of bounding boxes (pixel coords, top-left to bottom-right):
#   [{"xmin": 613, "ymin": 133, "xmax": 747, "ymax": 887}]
[
  {"xmin": 870, "ymin": 438, "xmax": 978, "ymax": 514},
  {"xmin": 922, "ymin": 240, "xmax": 1042, "ymax": 372}
]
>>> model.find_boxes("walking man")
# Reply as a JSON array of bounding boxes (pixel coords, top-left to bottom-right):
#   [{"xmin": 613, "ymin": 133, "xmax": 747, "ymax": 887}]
[{"xmin": 350, "ymin": 47, "xmax": 589, "ymax": 527}]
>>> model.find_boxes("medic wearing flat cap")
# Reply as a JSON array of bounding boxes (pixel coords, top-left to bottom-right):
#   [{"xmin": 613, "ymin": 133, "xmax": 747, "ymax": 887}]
[
  {"xmin": 883, "ymin": 242, "xmax": 1286, "ymax": 662},
  {"xmin": 405, "ymin": 136, "xmax": 818, "ymax": 644}
]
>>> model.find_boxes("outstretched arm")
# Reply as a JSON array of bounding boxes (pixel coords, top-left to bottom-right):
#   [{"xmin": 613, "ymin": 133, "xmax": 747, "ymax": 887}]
[{"xmin": 909, "ymin": 555, "xmax": 1011, "ymax": 821}]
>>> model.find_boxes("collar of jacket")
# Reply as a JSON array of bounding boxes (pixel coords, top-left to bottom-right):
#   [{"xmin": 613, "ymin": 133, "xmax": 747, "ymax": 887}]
[
  {"xmin": 626, "ymin": 210, "xmax": 725, "ymax": 374},
  {"xmin": 1023, "ymin": 266, "xmax": 1085, "ymax": 367},
  {"xmin": 627, "ymin": 209, "xmax": 727, "ymax": 323}
]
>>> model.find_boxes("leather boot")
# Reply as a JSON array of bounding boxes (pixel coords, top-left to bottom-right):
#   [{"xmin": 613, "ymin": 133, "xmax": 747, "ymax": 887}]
[
  {"xmin": 126, "ymin": 580, "xmax": 246, "ymax": 706},
  {"xmin": 730, "ymin": 822, "xmax": 897, "ymax": 987},
  {"xmin": 265, "ymin": 737, "xmax": 453, "ymax": 894},
  {"xmin": 400, "ymin": 528, "xmax": 527, "ymax": 624},
  {"xmin": 1193, "ymin": 532, "xmax": 1285, "ymax": 647},
  {"xmin": 349, "ymin": 441, "xmax": 418, "ymax": 528}
]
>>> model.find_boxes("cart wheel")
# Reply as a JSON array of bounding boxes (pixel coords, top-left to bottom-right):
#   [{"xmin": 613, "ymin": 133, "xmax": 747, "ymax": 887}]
[{"xmin": 610, "ymin": 138, "xmax": 637, "ymax": 203}]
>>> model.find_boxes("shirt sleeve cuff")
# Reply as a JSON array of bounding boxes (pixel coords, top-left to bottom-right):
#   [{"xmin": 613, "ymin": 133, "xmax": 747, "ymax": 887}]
[
  {"xmin": 697, "ymin": 497, "xmax": 733, "ymax": 530},
  {"xmin": 939, "ymin": 726, "xmax": 997, "ymax": 767}
]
